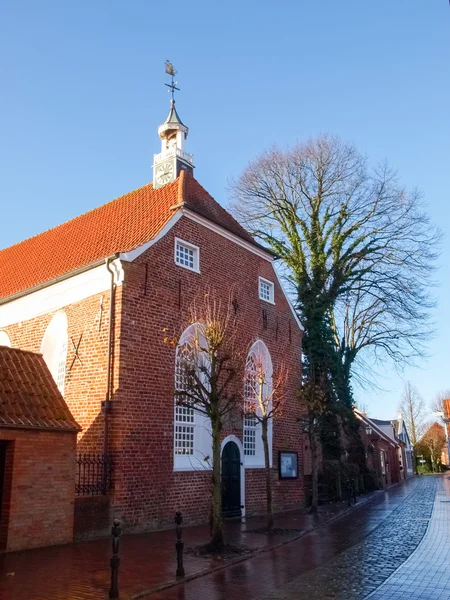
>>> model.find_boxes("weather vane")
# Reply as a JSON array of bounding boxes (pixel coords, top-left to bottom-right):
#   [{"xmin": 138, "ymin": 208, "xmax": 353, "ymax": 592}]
[{"xmin": 165, "ymin": 60, "xmax": 180, "ymax": 101}]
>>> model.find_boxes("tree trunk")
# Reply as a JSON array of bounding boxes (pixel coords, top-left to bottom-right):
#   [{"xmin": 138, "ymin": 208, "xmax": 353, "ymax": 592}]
[
  {"xmin": 262, "ymin": 419, "xmax": 274, "ymax": 531},
  {"xmin": 310, "ymin": 428, "xmax": 319, "ymax": 514},
  {"xmin": 210, "ymin": 419, "xmax": 224, "ymax": 551}
]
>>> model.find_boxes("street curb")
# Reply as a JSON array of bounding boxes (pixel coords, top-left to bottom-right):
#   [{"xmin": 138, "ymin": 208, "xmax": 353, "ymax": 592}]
[{"xmin": 128, "ymin": 489, "xmax": 384, "ymax": 599}]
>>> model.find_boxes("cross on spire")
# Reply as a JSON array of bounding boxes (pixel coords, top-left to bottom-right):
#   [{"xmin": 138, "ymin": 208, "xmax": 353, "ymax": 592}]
[{"xmin": 165, "ymin": 60, "xmax": 180, "ymax": 102}]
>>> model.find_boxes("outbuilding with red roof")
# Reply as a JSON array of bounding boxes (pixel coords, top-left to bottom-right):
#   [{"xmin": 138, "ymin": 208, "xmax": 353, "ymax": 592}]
[{"xmin": 0, "ymin": 346, "xmax": 80, "ymax": 550}]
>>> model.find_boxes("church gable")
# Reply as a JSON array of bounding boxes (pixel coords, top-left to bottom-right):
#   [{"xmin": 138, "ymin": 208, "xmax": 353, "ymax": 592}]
[{"xmin": 0, "ymin": 172, "xmax": 263, "ymax": 302}]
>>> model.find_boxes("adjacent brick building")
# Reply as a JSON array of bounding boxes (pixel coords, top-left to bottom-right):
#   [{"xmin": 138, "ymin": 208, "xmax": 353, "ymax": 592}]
[
  {"xmin": 0, "ymin": 97, "xmax": 304, "ymax": 539},
  {"xmin": 0, "ymin": 346, "xmax": 80, "ymax": 550},
  {"xmin": 356, "ymin": 411, "xmax": 405, "ymax": 488}
]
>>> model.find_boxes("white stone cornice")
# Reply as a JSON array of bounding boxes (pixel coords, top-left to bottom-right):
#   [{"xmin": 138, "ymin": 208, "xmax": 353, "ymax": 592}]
[{"xmin": 0, "ymin": 259, "xmax": 124, "ymax": 328}]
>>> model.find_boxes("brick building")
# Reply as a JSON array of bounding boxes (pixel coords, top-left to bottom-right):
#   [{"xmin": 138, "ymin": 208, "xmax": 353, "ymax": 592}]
[
  {"xmin": 356, "ymin": 411, "xmax": 404, "ymax": 488},
  {"xmin": 0, "ymin": 346, "xmax": 80, "ymax": 550},
  {"xmin": 0, "ymin": 95, "xmax": 304, "ymax": 538}
]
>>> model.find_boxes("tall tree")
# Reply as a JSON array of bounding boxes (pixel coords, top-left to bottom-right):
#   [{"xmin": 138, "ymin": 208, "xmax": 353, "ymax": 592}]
[
  {"xmin": 166, "ymin": 291, "xmax": 242, "ymax": 551},
  {"xmin": 398, "ymin": 381, "xmax": 427, "ymax": 449},
  {"xmin": 231, "ymin": 135, "xmax": 439, "ymax": 469}
]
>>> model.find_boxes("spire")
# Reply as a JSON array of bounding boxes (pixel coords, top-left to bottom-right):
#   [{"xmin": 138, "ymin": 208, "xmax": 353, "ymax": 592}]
[
  {"xmin": 163, "ymin": 99, "xmax": 186, "ymax": 127},
  {"xmin": 158, "ymin": 99, "xmax": 188, "ymax": 141},
  {"xmin": 158, "ymin": 61, "xmax": 188, "ymax": 141},
  {"xmin": 152, "ymin": 61, "xmax": 194, "ymax": 189}
]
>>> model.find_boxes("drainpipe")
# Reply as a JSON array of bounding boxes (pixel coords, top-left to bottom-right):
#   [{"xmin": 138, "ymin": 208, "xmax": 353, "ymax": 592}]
[{"xmin": 102, "ymin": 256, "xmax": 117, "ymax": 492}]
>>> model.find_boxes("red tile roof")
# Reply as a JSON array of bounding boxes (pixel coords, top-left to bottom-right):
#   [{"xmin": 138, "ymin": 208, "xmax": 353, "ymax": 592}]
[
  {"xmin": 0, "ymin": 346, "xmax": 81, "ymax": 432},
  {"xmin": 0, "ymin": 172, "xmax": 262, "ymax": 301}
]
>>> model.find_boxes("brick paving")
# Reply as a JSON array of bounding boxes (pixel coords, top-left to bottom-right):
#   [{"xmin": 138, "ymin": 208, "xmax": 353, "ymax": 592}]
[
  {"xmin": 0, "ymin": 476, "xmax": 440, "ymax": 600},
  {"xmin": 148, "ymin": 477, "xmax": 423, "ymax": 600},
  {"xmin": 0, "ymin": 495, "xmax": 368, "ymax": 600}
]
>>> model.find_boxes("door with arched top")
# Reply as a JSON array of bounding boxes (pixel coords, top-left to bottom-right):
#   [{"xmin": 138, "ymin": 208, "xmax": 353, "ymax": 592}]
[{"xmin": 221, "ymin": 441, "xmax": 241, "ymax": 518}]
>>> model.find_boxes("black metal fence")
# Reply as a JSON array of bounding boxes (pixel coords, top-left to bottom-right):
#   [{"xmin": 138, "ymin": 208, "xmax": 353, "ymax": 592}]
[{"xmin": 75, "ymin": 453, "xmax": 113, "ymax": 496}]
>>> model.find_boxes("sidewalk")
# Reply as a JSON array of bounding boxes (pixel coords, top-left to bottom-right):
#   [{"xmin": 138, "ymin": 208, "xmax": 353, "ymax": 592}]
[
  {"xmin": 367, "ymin": 475, "xmax": 450, "ymax": 600},
  {"xmin": 0, "ymin": 490, "xmax": 381, "ymax": 600}
]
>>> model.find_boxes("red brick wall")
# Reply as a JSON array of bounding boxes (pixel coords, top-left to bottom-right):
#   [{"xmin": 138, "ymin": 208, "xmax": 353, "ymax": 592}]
[
  {"xmin": 1, "ymin": 214, "xmax": 304, "ymax": 535},
  {"xmin": 2, "ymin": 289, "xmax": 122, "ymax": 453},
  {"xmin": 0, "ymin": 429, "xmax": 77, "ymax": 551},
  {"xmin": 112, "ymin": 215, "xmax": 304, "ymax": 530}
]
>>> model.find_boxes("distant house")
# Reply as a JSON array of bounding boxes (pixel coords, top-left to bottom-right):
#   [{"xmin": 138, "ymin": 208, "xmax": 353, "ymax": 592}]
[
  {"xmin": 393, "ymin": 414, "xmax": 414, "ymax": 478},
  {"xmin": 355, "ymin": 411, "xmax": 404, "ymax": 488},
  {"xmin": 370, "ymin": 417, "xmax": 413, "ymax": 481}
]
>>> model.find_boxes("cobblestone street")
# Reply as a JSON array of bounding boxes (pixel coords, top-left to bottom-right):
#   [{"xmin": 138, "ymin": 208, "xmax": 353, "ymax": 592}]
[
  {"xmin": 260, "ymin": 476, "xmax": 439, "ymax": 600},
  {"xmin": 1, "ymin": 475, "xmax": 448, "ymax": 599},
  {"xmin": 150, "ymin": 476, "xmax": 443, "ymax": 600}
]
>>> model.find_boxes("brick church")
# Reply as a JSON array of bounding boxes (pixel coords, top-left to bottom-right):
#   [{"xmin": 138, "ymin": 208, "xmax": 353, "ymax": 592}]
[{"xmin": 0, "ymin": 79, "xmax": 304, "ymax": 541}]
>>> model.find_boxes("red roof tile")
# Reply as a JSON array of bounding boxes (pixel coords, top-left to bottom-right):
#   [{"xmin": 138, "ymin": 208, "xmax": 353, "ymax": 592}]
[
  {"xmin": 0, "ymin": 172, "xmax": 262, "ymax": 301},
  {"xmin": 0, "ymin": 346, "xmax": 81, "ymax": 432}
]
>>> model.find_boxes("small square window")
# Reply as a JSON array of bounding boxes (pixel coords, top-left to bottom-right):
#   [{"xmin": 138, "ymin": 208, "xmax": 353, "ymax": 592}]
[
  {"xmin": 259, "ymin": 277, "xmax": 274, "ymax": 304},
  {"xmin": 175, "ymin": 238, "xmax": 200, "ymax": 273}
]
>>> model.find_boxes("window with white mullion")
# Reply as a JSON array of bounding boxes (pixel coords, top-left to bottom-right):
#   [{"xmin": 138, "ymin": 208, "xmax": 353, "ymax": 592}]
[
  {"xmin": 174, "ymin": 323, "xmax": 213, "ymax": 471},
  {"xmin": 55, "ymin": 340, "xmax": 68, "ymax": 394},
  {"xmin": 258, "ymin": 277, "xmax": 274, "ymax": 304},
  {"xmin": 174, "ymin": 341, "xmax": 195, "ymax": 455},
  {"xmin": 243, "ymin": 355, "xmax": 258, "ymax": 457},
  {"xmin": 175, "ymin": 238, "xmax": 200, "ymax": 272},
  {"xmin": 243, "ymin": 340, "xmax": 273, "ymax": 468}
]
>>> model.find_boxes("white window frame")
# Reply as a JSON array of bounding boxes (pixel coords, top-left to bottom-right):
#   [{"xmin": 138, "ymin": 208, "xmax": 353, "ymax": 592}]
[
  {"xmin": 174, "ymin": 238, "xmax": 200, "ymax": 273},
  {"xmin": 173, "ymin": 323, "xmax": 212, "ymax": 472},
  {"xmin": 258, "ymin": 277, "xmax": 275, "ymax": 304},
  {"xmin": 243, "ymin": 339, "xmax": 273, "ymax": 469}
]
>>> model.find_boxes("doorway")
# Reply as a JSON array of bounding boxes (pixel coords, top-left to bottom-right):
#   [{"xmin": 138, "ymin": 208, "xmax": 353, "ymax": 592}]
[{"xmin": 221, "ymin": 441, "xmax": 242, "ymax": 518}]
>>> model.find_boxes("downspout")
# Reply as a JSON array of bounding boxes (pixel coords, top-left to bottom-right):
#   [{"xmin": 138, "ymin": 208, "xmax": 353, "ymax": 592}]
[{"xmin": 102, "ymin": 256, "xmax": 117, "ymax": 492}]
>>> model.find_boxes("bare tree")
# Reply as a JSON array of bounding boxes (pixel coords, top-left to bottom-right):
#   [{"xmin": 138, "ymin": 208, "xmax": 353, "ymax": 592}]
[
  {"xmin": 398, "ymin": 381, "xmax": 427, "ymax": 447},
  {"xmin": 165, "ymin": 291, "xmax": 242, "ymax": 551},
  {"xmin": 244, "ymin": 350, "xmax": 288, "ymax": 530},
  {"xmin": 231, "ymin": 136, "xmax": 439, "ymax": 470},
  {"xmin": 231, "ymin": 136, "xmax": 438, "ymax": 383}
]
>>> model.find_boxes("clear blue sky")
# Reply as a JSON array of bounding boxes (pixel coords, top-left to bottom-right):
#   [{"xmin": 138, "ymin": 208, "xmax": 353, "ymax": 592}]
[{"xmin": 1, "ymin": 0, "xmax": 449, "ymax": 418}]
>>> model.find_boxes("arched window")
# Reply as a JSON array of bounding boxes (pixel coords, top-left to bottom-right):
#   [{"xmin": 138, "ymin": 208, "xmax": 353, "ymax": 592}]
[
  {"xmin": 41, "ymin": 311, "xmax": 68, "ymax": 395},
  {"xmin": 244, "ymin": 353, "xmax": 258, "ymax": 456},
  {"xmin": 243, "ymin": 340, "xmax": 273, "ymax": 468},
  {"xmin": 0, "ymin": 331, "xmax": 11, "ymax": 347},
  {"xmin": 174, "ymin": 323, "xmax": 212, "ymax": 471}
]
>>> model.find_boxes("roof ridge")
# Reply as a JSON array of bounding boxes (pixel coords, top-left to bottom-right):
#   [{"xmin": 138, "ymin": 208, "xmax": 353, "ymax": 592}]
[
  {"xmin": 0, "ymin": 173, "xmax": 264, "ymax": 300},
  {"xmin": 0, "ymin": 182, "xmax": 154, "ymax": 253}
]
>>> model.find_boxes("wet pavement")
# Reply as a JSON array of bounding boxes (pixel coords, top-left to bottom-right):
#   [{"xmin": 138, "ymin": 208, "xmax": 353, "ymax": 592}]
[
  {"xmin": 148, "ymin": 476, "xmax": 432, "ymax": 600},
  {"xmin": 260, "ymin": 476, "xmax": 438, "ymax": 600},
  {"xmin": 0, "ymin": 476, "xmax": 444, "ymax": 600},
  {"xmin": 0, "ymin": 492, "xmax": 371, "ymax": 600}
]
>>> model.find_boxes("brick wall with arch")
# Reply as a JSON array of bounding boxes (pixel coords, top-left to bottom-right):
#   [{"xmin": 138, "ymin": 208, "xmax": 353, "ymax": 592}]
[{"xmin": 0, "ymin": 214, "xmax": 304, "ymax": 535}]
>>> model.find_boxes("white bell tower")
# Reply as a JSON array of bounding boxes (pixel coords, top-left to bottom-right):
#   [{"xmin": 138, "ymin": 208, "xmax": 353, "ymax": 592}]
[{"xmin": 152, "ymin": 62, "xmax": 194, "ymax": 189}]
